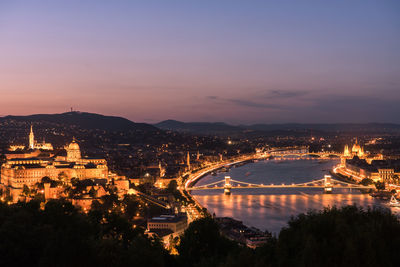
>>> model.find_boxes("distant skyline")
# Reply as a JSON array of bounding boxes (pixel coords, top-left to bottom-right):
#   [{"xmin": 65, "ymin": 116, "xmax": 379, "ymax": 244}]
[{"xmin": 1, "ymin": 0, "xmax": 399, "ymax": 124}]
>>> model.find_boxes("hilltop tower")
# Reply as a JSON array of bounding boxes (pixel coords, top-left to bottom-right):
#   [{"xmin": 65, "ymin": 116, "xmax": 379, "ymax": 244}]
[{"xmin": 29, "ymin": 125, "xmax": 35, "ymax": 150}]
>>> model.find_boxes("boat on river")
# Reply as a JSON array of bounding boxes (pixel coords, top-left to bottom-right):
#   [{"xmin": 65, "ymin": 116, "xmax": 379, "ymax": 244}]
[{"xmin": 389, "ymin": 196, "xmax": 400, "ymax": 207}]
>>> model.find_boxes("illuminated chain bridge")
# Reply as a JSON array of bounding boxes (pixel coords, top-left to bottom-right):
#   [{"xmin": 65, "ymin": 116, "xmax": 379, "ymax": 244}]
[{"xmin": 188, "ymin": 175, "xmax": 374, "ymax": 195}]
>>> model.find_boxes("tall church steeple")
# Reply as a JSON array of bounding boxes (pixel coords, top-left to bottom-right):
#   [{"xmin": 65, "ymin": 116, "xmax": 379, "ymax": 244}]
[
  {"xmin": 29, "ymin": 124, "xmax": 35, "ymax": 150},
  {"xmin": 186, "ymin": 151, "xmax": 191, "ymax": 170}
]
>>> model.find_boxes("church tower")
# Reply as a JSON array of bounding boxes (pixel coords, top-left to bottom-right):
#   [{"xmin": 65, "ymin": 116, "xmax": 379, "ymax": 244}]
[
  {"xmin": 358, "ymin": 147, "xmax": 364, "ymax": 157},
  {"xmin": 186, "ymin": 151, "xmax": 191, "ymax": 170},
  {"xmin": 29, "ymin": 125, "xmax": 35, "ymax": 150},
  {"xmin": 343, "ymin": 145, "xmax": 350, "ymax": 157}
]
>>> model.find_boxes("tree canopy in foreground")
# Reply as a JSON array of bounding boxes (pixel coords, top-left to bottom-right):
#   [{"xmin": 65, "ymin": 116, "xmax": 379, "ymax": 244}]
[{"xmin": 0, "ymin": 201, "xmax": 398, "ymax": 267}]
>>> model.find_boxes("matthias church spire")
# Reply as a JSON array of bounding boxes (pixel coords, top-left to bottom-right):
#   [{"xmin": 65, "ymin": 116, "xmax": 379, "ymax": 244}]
[{"xmin": 29, "ymin": 124, "xmax": 35, "ymax": 150}]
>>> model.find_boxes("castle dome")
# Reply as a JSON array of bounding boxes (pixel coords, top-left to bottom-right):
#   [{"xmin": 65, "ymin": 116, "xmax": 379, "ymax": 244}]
[
  {"xmin": 68, "ymin": 139, "xmax": 80, "ymax": 150},
  {"xmin": 66, "ymin": 138, "xmax": 81, "ymax": 161}
]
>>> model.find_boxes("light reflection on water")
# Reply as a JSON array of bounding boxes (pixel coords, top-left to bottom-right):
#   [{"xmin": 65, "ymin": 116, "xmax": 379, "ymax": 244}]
[
  {"xmin": 192, "ymin": 159, "xmax": 387, "ymax": 234},
  {"xmin": 195, "ymin": 191, "xmax": 380, "ymax": 234}
]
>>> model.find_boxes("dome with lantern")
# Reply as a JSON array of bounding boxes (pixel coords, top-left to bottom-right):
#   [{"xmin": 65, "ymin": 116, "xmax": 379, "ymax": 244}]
[
  {"xmin": 68, "ymin": 138, "xmax": 80, "ymax": 150},
  {"xmin": 65, "ymin": 138, "xmax": 81, "ymax": 161}
]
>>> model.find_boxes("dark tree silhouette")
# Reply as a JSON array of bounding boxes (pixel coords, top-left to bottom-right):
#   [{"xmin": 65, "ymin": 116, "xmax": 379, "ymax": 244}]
[{"xmin": 276, "ymin": 206, "xmax": 400, "ymax": 267}]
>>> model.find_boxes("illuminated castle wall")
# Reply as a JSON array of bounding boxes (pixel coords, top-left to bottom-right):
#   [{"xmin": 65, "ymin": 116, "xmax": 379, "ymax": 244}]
[{"xmin": 1, "ymin": 127, "xmax": 108, "ymax": 189}]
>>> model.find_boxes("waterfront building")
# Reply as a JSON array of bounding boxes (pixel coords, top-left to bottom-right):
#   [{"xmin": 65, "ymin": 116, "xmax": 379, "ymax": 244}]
[
  {"xmin": 338, "ymin": 139, "xmax": 393, "ymax": 182},
  {"xmin": 341, "ymin": 139, "xmax": 383, "ymax": 165},
  {"xmin": 343, "ymin": 139, "xmax": 365, "ymax": 158},
  {"xmin": 343, "ymin": 145, "xmax": 351, "ymax": 157},
  {"xmin": 343, "ymin": 157, "xmax": 400, "ymax": 183},
  {"xmin": 147, "ymin": 214, "xmax": 188, "ymax": 240},
  {"xmin": 147, "ymin": 213, "xmax": 188, "ymax": 249},
  {"xmin": 351, "ymin": 139, "xmax": 364, "ymax": 157}
]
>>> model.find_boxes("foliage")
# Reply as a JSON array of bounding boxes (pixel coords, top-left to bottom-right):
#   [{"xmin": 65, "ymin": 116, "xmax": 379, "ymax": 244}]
[
  {"xmin": 67, "ymin": 179, "xmax": 97, "ymax": 198},
  {"xmin": 360, "ymin": 178, "xmax": 374, "ymax": 186},
  {"xmin": 22, "ymin": 184, "xmax": 30, "ymax": 196},
  {"xmin": 136, "ymin": 183, "xmax": 153, "ymax": 195},
  {"xmin": 276, "ymin": 206, "xmax": 400, "ymax": 267},
  {"xmin": 164, "ymin": 180, "xmax": 185, "ymax": 202},
  {"xmin": 0, "ymin": 201, "xmax": 398, "ymax": 267},
  {"xmin": 167, "ymin": 180, "xmax": 178, "ymax": 193},
  {"xmin": 375, "ymin": 181, "xmax": 386, "ymax": 190},
  {"xmin": 89, "ymin": 192, "xmax": 163, "ymax": 222},
  {"xmin": 0, "ymin": 199, "xmax": 173, "ymax": 267},
  {"xmin": 57, "ymin": 171, "xmax": 68, "ymax": 183},
  {"xmin": 176, "ymin": 206, "xmax": 400, "ymax": 267},
  {"xmin": 33, "ymin": 177, "xmax": 61, "ymax": 194},
  {"xmin": 393, "ymin": 175, "xmax": 399, "ymax": 185},
  {"xmin": 177, "ymin": 217, "xmax": 240, "ymax": 267},
  {"xmin": 182, "ymin": 174, "xmax": 189, "ymax": 182}
]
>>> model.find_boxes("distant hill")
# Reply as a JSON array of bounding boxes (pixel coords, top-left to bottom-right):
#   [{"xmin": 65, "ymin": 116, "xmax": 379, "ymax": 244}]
[
  {"xmin": 155, "ymin": 120, "xmax": 400, "ymax": 136},
  {"xmin": 1, "ymin": 112, "xmax": 158, "ymax": 132},
  {"xmin": 154, "ymin": 120, "xmax": 248, "ymax": 135},
  {"xmin": 247, "ymin": 123, "xmax": 400, "ymax": 133}
]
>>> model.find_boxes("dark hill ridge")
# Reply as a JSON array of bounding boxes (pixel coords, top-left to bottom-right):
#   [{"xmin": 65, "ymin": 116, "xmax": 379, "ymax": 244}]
[
  {"xmin": 246, "ymin": 123, "xmax": 400, "ymax": 132},
  {"xmin": 155, "ymin": 120, "xmax": 400, "ymax": 135},
  {"xmin": 1, "ymin": 112, "xmax": 158, "ymax": 132},
  {"xmin": 154, "ymin": 120, "xmax": 245, "ymax": 135}
]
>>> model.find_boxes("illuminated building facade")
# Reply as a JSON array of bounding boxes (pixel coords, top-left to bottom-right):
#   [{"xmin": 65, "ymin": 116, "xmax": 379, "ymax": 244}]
[
  {"xmin": 147, "ymin": 214, "xmax": 188, "ymax": 235},
  {"xmin": 343, "ymin": 139, "xmax": 365, "ymax": 158},
  {"xmin": 1, "ymin": 127, "xmax": 109, "ymax": 190},
  {"xmin": 9, "ymin": 125, "xmax": 53, "ymax": 151},
  {"xmin": 343, "ymin": 157, "xmax": 400, "ymax": 183},
  {"xmin": 28, "ymin": 125, "xmax": 53, "ymax": 150},
  {"xmin": 338, "ymin": 139, "xmax": 389, "ymax": 182}
]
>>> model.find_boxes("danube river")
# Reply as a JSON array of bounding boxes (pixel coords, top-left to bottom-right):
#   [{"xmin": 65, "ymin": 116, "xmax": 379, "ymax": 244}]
[{"xmin": 192, "ymin": 158, "xmax": 386, "ymax": 234}]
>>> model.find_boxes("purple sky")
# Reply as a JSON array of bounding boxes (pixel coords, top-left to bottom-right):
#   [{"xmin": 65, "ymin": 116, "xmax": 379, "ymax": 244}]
[{"xmin": 0, "ymin": 0, "xmax": 399, "ymax": 124}]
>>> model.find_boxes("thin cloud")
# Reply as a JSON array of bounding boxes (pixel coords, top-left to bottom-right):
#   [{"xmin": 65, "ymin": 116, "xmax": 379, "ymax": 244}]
[
  {"xmin": 206, "ymin": 95, "xmax": 284, "ymax": 110},
  {"xmin": 226, "ymin": 98, "xmax": 283, "ymax": 109},
  {"xmin": 264, "ymin": 90, "xmax": 310, "ymax": 99}
]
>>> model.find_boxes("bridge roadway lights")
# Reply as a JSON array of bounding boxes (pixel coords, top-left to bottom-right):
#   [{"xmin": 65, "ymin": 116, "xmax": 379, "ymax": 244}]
[{"xmin": 188, "ymin": 173, "xmax": 358, "ymax": 195}]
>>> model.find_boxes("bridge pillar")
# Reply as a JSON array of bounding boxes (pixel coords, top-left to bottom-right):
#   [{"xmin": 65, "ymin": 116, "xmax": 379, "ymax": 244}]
[
  {"xmin": 224, "ymin": 176, "xmax": 232, "ymax": 195},
  {"xmin": 324, "ymin": 175, "xmax": 332, "ymax": 194}
]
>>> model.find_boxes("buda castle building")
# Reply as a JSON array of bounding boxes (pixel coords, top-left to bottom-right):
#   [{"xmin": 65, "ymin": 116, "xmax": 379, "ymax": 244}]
[{"xmin": 1, "ymin": 126, "xmax": 109, "ymax": 190}]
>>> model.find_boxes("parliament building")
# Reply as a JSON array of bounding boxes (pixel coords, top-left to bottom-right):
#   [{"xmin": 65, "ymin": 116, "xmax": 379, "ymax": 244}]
[{"xmin": 1, "ymin": 126, "xmax": 109, "ymax": 190}]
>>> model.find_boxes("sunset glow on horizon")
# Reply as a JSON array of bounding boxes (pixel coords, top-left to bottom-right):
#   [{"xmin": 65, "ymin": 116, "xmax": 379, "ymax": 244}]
[{"xmin": 1, "ymin": 0, "xmax": 399, "ymax": 124}]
